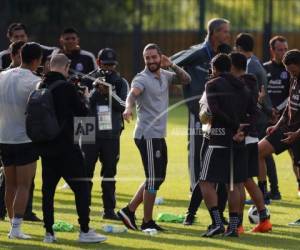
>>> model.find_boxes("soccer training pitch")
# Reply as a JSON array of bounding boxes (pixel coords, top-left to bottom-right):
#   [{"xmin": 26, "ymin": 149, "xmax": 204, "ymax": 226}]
[{"xmin": 1, "ymin": 102, "xmax": 299, "ymax": 250}]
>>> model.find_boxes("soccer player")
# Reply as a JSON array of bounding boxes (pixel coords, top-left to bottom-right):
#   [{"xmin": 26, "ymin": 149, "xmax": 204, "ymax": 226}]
[
  {"xmin": 263, "ymin": 36, "xmax": 297, "ymax": 199},
  {"xmin": 199, "ymin": 53, "xmax": 249, "ymax": 237},
  {"xmin": 0, "ymin": 42, "xmax": 42, "ymax": 239},
  {"xmin": 258, "ymin": 50, "xmax": 300, "ymax": 227},
  {"xmin": 171, "ymin": 18, "xmax": 230, "ymax": 225},
  {"xmin": 118, "ymin": 43, "xmax": 191, "ymax": 231},
  {"xmin": 53, "ymin": 27, "xmax": 97, "ymax": 77},
  {"xmin": 0, "ymin": 22, "xmax": 55, "ymax": 70},
  {"xmin": 235, "ymin": 33, "xmax": 274, "ymax": 204},
  {"xmin": 230, "ymin": 52, "xmax": 272, "ymax": 233}
]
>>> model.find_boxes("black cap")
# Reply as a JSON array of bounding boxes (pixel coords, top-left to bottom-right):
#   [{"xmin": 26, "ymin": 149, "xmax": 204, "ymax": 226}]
[{"xmin": 98, "ymin": 48, "xmax": 117, "ymax": 65}]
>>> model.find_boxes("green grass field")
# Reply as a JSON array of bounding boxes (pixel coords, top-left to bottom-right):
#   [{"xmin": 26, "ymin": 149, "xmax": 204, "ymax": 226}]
[{"xmin": 1, "ymin": 102, "xmax": 300, "ymax": 250}]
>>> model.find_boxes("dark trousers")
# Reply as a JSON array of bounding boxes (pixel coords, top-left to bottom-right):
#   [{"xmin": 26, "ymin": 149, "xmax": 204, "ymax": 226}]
[
  {"xmin": 0, "ymin": 168, "xmax": 35, "ymax": 217},
  {"xmin": 186, "ymin": 112, "xmax": 203, "ymax": 214},
  {"xmin": 41, "ymin": 146, "xmax": 90, "ymax": 233},
  {"xmin": 82, "ymin": 137, "xmax": 120, "ymax": 212}
]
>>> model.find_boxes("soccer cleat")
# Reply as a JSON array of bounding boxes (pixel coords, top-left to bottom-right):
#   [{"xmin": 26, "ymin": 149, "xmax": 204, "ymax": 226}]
[
  {"xmin": 8, "ymin": 230, "xmax": 32, "ymax": 239},
  {"xmin": 117, "ymin": 206, "xmax": 138, "ymax": 230},
  {"xmin": 43, "ymin": 232, "xmax": 57, "ymax": 243},
  {"xmin": 183, "ymin": 213, "xmax": 195, "ymax": 226},
  {"xmin": 23, "ymin": 212, "xmax": 42, "ymax": 222},
  {"xmin": 78, "ymin": 229, "xmax": 107, "ymax": 243},
  {"xmin": 288, "ymin": 219, "xmax": 300, "ymax": 227},
  {"xmin": 223, "ymin": 229, "xmax": 239, "ymax": 237},
  {"xmin": 251, "ymin": 219, "xmax": 272, "ymax": 233},
  {"xmin": 141, "ymin": 219, "xmax": 165, "ymax": 231},
  {"xmin": 237, "ymin": 225, "xmax": 245, "ymax": 234},
  {"xmin": 201, "ymin": 224, "xmax": 225, "ymax": 237},
  {"xmin": 267, "ymin": 191, "xmax": 282, "ymax": 200},
  {"xmin": 245, "ymin": 198, "xmax": 271, "ymax": 205}
]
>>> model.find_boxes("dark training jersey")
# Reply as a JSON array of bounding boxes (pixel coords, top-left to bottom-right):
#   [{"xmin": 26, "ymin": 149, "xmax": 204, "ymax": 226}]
[
  {"xmin": 0, "ymin": 45, "xmax": 56, "ymax": 70},
  {"xmin": 53, "ymin": 48, "xmax": 97, "ymax": 76},
  {"xmin": 206, "ymin": 73, "xmax": 249, "ymax": 147},
  {"xmin": 264, "ymin": 60, "xmax": 290, "ymax": 111},
  {"xmin": 281, "ymin": 77, "xmax": 300, "ymax": 131}
]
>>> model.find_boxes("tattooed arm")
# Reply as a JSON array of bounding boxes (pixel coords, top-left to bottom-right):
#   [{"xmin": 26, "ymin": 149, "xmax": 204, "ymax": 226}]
[{"xmin": 161, "ymin": 55, "xmax": 191, "ymax": 85}]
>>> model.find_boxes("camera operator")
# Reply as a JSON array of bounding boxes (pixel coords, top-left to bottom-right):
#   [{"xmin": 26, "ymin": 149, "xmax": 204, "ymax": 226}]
[
  {"xmin": 36, "ymin": 53, "xmax": 106, "ymax": 243},
  {"xmin": 81, "ymin": 48, "xmax": 129, "ymax": 220}
]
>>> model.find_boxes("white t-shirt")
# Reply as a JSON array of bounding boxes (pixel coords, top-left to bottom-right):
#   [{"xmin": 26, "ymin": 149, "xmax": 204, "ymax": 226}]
[{"xmin": 0, "ymin": 68, "xmax": 40, "ymax": 143}]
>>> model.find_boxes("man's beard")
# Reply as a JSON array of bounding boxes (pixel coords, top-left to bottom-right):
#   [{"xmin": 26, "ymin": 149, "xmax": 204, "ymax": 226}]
[{"xmin": 147, "ymin": 62, "xmax": 161, "ymax": 72}]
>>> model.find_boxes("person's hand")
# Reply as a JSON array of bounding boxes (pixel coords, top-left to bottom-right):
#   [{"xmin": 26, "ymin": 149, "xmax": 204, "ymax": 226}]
[
  {"xmin": 160, "ymin": 55, "xmax": 173, "ymax": 68},
  {"xmin": 123, "ymin": 107, "xmax": 133, "ymax": 123},
  {"xmin": 281, "ymin": 131, "xmax": 300, "ymax": 144},
  {"xmin": 258, "ymin": 85, "xmax": 266, "ymax": 104},
  {"xmin": 83, "ymin": 86, "xmax": 89, "ymax": 98},
  {"xmin": 266, "ymin": 125, "xmax": 277, "ymax": 135},
  {"xmin": 270, "ymin": 108, "xmax": 280, "ymax": 124},
  {"xmin": 98, "ymin": 84, "xmax": 109, "ymax": 95},
  {"xmin": 233, "ymin": 131, "xmax": 245, "ymax": 142}
]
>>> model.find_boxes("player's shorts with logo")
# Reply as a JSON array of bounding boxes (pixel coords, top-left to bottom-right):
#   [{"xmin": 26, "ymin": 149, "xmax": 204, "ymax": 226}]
[{"xmin": 134, "ymin": 137, "xmax": 167, "ymax": 191}]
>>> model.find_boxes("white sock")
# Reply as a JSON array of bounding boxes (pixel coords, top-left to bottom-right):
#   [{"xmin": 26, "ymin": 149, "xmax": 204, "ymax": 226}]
[{"xmin": 11, "ymin": 217, "xmax": 22, "ymax": 233}]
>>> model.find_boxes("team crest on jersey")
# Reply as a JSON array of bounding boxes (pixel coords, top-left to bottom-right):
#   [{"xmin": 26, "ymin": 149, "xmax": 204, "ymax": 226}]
[
  {"xmin": 280, "ymin": 71, "xmax": 288, "ymax": 79},
  {"xmin": 155, "ymin": 150, "xmax": 161, "ymax": 158},
  {"xmin": 75, "ymin": 63, "xmax": 84, "ymax": 72},
  {"xmin": 195, "ymin": 122, "xmax": 201, "ymax": 129}
]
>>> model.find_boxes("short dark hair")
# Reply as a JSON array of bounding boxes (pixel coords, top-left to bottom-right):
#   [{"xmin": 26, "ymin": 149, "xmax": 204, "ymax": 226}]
[
  {"xmin": 7, "ymin": 22, "xmax": 28, "ymax": 38},
  {"xmin": 61, "ymin": 27, "xmax": 79, "ymax": 36},
  {"xmin": 229, "ymin": 52, "xmax": 247, "ymax": 71},
  {"xmin": 217, "ymin": 43, "xmax": 232, "ymax": 54},
  {"xmin": 143, "ymin": 43, "xmax": 162, "ymax": 55},
  {"xmin": 283, "ymin": 49, "xmax": 300, "ymax": 66},
  {"xmin": 211, "ymin": 53, "xmax": 231, "ymax": 72},
  {"xmin": 21, "ymin": 42, "xmax": 42, "ymax": 64},
  {"xmin": 269, "ymin": 35, "xmax": 287, "ymax": 50},
  {"xmin": 9, "ymin": 40, "xmax": 26, "ymax": 56},
  {"xmin": 235, "ymin": 33, "xmax": 254, "ymax": 52}
]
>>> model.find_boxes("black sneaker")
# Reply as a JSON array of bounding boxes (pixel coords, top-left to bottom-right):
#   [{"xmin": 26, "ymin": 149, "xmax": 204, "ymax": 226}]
[
  {"xmin": 267, "ymin": 191, "xmax": 282, "ymax": 200},
  {"xmin": 201, "ymin": 224, "xmax": 225, "ymax": 237},
  {"xmin": 141, "ymin": 219, "xmax": 165, "ymax": 231},
  {"xmin": 103, "ymin": 211, "xmax": 120, "ymax": 221},
  {"xmin": 183, "ymin": 213, "xmax": 195, "ymax": 226},
  {"xmin": 223, "ymin": 229, "xmax": 238, "ymax": 237},
  {"xmin": 117, "ymin": 206, "xmax": 138, "ymax": 230},
  {"xmin": 23, "ymin": 212, "xmax": 42, "ymax": 222}
]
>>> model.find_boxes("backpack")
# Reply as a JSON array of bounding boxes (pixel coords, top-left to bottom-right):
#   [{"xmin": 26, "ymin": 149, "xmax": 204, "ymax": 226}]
[{"xmin": 25, "ymin": 80, "xmax": 65, "ymax": 142}]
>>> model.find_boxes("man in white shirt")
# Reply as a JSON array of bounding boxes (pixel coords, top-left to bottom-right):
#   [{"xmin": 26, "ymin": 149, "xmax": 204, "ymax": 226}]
[{"xmin": 0, "ymin": 42, "xmax": 42, "ymax": 239}]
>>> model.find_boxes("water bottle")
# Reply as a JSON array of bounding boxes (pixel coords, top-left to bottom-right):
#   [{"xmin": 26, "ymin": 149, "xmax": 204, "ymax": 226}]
[
  {"xmin": 142, "ymin": 228, "xmax": 158, "ymax": 236},
  {"xmin": 103, "ymin": 225, "xmax": 127, "ymax": 233},
  {"xmin": 155, "ymin": 197, "xmax": 164, "ymax": 205}
]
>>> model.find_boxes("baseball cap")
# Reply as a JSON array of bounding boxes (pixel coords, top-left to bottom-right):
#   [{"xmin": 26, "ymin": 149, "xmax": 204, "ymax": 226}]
[{"xmin": 98, "ymin": 48, "xmax": 118, "ymax": 65}]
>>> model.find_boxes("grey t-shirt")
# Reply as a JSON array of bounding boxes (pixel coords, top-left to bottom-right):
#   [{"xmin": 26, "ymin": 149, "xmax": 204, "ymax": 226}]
[
  {"xmin": 132, "ymin": 68, "xmax": 176, "ymax": 139},
  {"xmin": 0, "ymin": 68, "xmax": 41, "ymax": 143}
]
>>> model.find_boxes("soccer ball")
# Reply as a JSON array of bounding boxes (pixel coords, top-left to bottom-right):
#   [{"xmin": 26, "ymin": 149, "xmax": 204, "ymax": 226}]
[{"xmin": 248, "ymin": 205, "xmax": 270, "ymax": 224}]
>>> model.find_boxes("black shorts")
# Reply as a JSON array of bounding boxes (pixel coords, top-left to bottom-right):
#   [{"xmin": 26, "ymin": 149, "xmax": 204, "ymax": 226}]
[
  {"xmin": 199, "ymin": 144, "xmax": 247, "ymax": 184},
  {"xmin": 135, "ymin": 138, "xmax": 168, "ymax": 191},
  {"xmin": 246, "ymin": 143, "xmax": 259, "ymax": 178},
  {"xmin": 0, "ymin": 143, "xmax": 38, "ymax": 166},
  {"xmin": 265, "ymin": 127, "xmax": 300, "ymax": 166}
]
